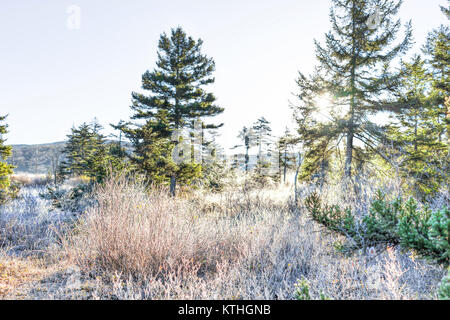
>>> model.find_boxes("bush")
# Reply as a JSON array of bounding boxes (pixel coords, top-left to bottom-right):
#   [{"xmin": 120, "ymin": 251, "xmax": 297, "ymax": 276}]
[
  {"xmin": 294, "ymin": 277, "xmax": 311, "ymax": 300},
  {"xmin": 439, "ymin": 269, "xmax": 450, "ymax": 300},
  {"xmin": 397, "ymin": 202, "xmax": 449, "ymax": 265},
  {"xmin": 294, "ymin": 277, "xmax": 331, "ymax": 300},
  {"xmin": 362, "ymin": 191, "xmax": 402, "ymax": 244},
  {"xmin": 304, "ymin": 192, "xmax": 362, "ymax": 248},
  {"xmin": 198, "ymin": 160, "xmax": 232, "ymax": 192},
  {"xmin": 305, "ymin": 190, "xmax": 449, "ymax": 266},
  {"xmin": 305, "ymin": 189, "xmax": 449, "ymax": 299},
  {"xmin": 63, "ymin": 174, "xmax": 243, "ymax": 279},
  {"xmin": 0, "ymin": 182, "xmax": 20, "ymax": 205},
  {"xmin": 39, "ymin": 183, "xmax": 94, "ymax": 213}
]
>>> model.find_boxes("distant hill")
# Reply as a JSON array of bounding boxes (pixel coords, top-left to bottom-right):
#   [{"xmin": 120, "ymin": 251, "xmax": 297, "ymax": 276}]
[
  {"xmin": 8, "ymin": 142, "xmax": 67, "ymax": 174},
  {"xmin": 8, "ymin": 140, "xmax": 132, "ymax": 174},
  {"xmin": 8, "ymin": 141, "xmax": 261, "ymax": 174}
]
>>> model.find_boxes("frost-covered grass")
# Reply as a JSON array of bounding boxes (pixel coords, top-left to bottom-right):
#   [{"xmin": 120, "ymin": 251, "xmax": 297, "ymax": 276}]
[
  {"xmin": 0, "ymin": 184, "xmax": 76, "ymax": 256},
  {"xmin": 0, "ymin": 172, "xmax": 447, "ymax": 300},
  {"xmin": 62, "ymin": 174, "xmax": 446, "ymax": 300}
]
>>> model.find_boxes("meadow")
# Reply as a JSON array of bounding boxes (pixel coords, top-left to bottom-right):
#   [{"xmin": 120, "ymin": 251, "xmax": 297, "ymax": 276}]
[{"xmin": 0, "ymin": 172, "xmax": 446, "ymax": 300}]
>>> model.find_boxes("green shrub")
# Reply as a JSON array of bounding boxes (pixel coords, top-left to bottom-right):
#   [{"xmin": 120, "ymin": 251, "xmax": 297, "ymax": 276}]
[
  {"xmin": 305, "ymin": 192, "xmax": 359, "ymax": 242},
  {"xmin": 305, "ymin": 190, "xmax": 449, "ymax": 299},
  {"xmin": 305, "ymin": 190, "xmax": 449, "ymax": 267},
  {"xmin": 397, "ymin": 202, "xmax": 449, "ymax": 265},
  {"xmin": 0, "ymin": 181, "xmax": 20, "ymax": 205},
  {"xmin": 40, "ymin": 183, "xmax": 94, "ymax": 212},
  {"xmin": 362, "ymin": 190, "xmax": 402, "ymax": 244},
  {"xmin": 294, "ymin": 277, "xmax": 311, "ymax": 300},
  {"xmin": 438, "ymin": 269, "xmax": 450, "ymax": 300},
  {"xmin": 294, "ymin": 277, "xmax": 331, "ymax": 300},
  {"xmin": 428, "ymin": 208, "xmax": 449, "ymax": 264}
]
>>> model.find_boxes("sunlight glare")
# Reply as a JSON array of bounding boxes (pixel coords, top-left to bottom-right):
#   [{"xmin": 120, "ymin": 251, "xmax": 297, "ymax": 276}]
[{"xmin": 313, "ymin": 93, "xmax": 334, "ymax": 122}]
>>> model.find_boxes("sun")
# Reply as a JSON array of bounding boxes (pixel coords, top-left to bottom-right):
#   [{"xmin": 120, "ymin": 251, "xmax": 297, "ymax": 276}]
[{"xmin": 313, "ymin": 93, "xmax": 334, "ymax": 122}]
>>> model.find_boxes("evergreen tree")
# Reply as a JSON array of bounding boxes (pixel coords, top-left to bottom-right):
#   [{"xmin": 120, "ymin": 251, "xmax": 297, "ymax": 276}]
[
  {"xmin": 277, "ymin": 128, "xmax": 299, "ymax": 183},
  {"xmin": 199, "ymin": 128, "xmax": 229, "ymax": 191},
  {"xmin": 200, "ymin": 126, "xmax": 222, "ymax": 165},
  {"xmin": 233, "ymin": 126, "xmax": 255, "ymax": 173},
  {"xmin": 0, "ymin": 115, "xmax": 14, "ymax": 203},
  {"xmin": 252, "ymin": 117, "xmax": 275, "ymax": 180},
  {"xmin": 294, "ymin": 0, "xmax": 412, "ymax": 179},
  {"xmin": 423, "ymin": 21, "xmax": 450, "ymax": 147},
  {"xmin": 119, "ymin": 121, "xmax": 179, "ymax": 185},
  {"xmin": 59, "ymin": 120, "xmax": 110, "ymax": 183},
  {"xmin": 119, "ymin": 27, "xmax": 223, "ymax": 196},
  {"xmin": 387, "ymin": 55, "xmax": 447, "ymax": 194},
  {"xmin": 252, "ymin": 117, "xmax": 272, "ymax": 163}
]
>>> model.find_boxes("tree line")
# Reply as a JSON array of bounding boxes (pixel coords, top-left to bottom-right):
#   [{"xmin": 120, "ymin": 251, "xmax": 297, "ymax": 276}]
[{"xmin": 0, "ymin": 0, "xmax": 448, "ymax": 200}]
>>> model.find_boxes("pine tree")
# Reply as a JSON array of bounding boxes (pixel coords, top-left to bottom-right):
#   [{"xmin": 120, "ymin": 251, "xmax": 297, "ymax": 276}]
[
  {"xmin": 199, "ymin": 127, "xmax": 228, "ymax": 191},
  {"xmin": 423, "ymin": 20, "xmax": 450, "ymax": 147},
  {"xmin": 252, "ymin": 117, "xmax": 275, "ymax": 181},
  {"xmin": 200, "ymin": 126, "xmax": 222, "ymax": 165},
  {"xmin": 233, "ymin": 126, "xmax": 255, "ymax": 173},
  {"xmin": 387, "ymin": 55, "xmax": 447, "ymax": 194},
  {"xmin": 277, "ymin": 128, "xmax": 299, "ymax": 183},
  {"xmin": 294, "ymin": 0, "xmax": 412, "ymax": 179},
  {"xmin": 120, "ymin": 27, "xmax": 223, "ymax": 196},
  {"xmin": 252, "ymin": 117, "xmax": 272, "ymax": 164},
  {"xmin": 59, "ymin": 120, "xmax": 110, "ymax": 183},
  {"xmin": 0, "ymin": 115, "xmax": 14, "ymax": 203}
]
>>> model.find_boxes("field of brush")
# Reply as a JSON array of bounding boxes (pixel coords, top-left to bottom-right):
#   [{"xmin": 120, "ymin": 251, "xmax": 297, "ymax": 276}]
[{"xmin": 0, "ymin": 172, "xmax": 447, "ymax": 300}]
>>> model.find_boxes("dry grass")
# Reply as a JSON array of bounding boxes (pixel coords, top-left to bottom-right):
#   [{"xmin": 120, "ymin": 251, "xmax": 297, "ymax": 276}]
[
  {"xmin": 59, "ymin": 174, "xmax": 445, "ymax": 300},
  {"xmin": 64, "ymin": 176, "xmax": 248, "ymax": 279},
  {"xmin": 0, "ymin": 171, "xmax": 446, "ymax": 300},
  {"xmin": 11, "ymin": 174, "xmax": 51, "ymax": 187},
  {"xmin": 0, "ymin": 249, "xmax": 46, "ymax": 298}
]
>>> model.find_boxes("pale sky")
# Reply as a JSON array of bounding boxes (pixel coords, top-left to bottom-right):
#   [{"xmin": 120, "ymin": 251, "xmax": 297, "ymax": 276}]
[{"xmin": 1, "ymin": 0, "xmax": 448, "ymax": 150}]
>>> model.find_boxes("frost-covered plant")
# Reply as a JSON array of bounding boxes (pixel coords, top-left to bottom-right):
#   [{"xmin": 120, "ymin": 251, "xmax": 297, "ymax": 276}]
[
  {"xmin": 39, "ymin": 183, "xmax": 94, "ymax": 213},
  {"xmin": 305, "ymin": 190, "xmax": 449, "ymax": 266},
  {"xmin": 438, "ymin": 269, "xmax": 450, "ymax": 300},
  {"xmin": 294, "ymin": 277, "xmax": 330, "ymax": 300},
  {"xmin": 294, "ymin": 277, "xmax": 311, "ymax": 300}
]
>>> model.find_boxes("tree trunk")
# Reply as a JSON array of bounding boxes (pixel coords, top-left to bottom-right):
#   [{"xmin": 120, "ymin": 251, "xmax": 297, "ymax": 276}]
[
  {"xmin": 345, "ymin": 5, "xmax": 357, "ymax": 180},
  {"xmin": 170, "ymin": 175, "xmax": 176, "ymax": 197},
  {"xmin": 344, "ymin": 130, "xmax": 353, "ymax": 178},
  {"xmin": 294, "ymin": 152, "xmax": 302, "ymax": 204},
  {"xmin": 414, "ymin": 114, "xmax": 418, "ymax": 152},
  {"xmin": 245, "ymin": 145, "xmax": 249, "ymax": 172},
  {"xmin": 445, "ymin": 97, "xmax": 450, "ymax": 154}
]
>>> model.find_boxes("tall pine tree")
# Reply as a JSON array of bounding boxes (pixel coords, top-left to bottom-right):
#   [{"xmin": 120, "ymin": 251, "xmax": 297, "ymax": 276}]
[
  {"xmin": 120, "ymin": 27, "xmax": 223, "ymax": 196},
  {"xmin": 294, "ymin": 0, "xmax": 412, "ymax": 179},
  {"xmin": 252, "ymin": 117, "xmax": 272, "ymax": 163}
]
